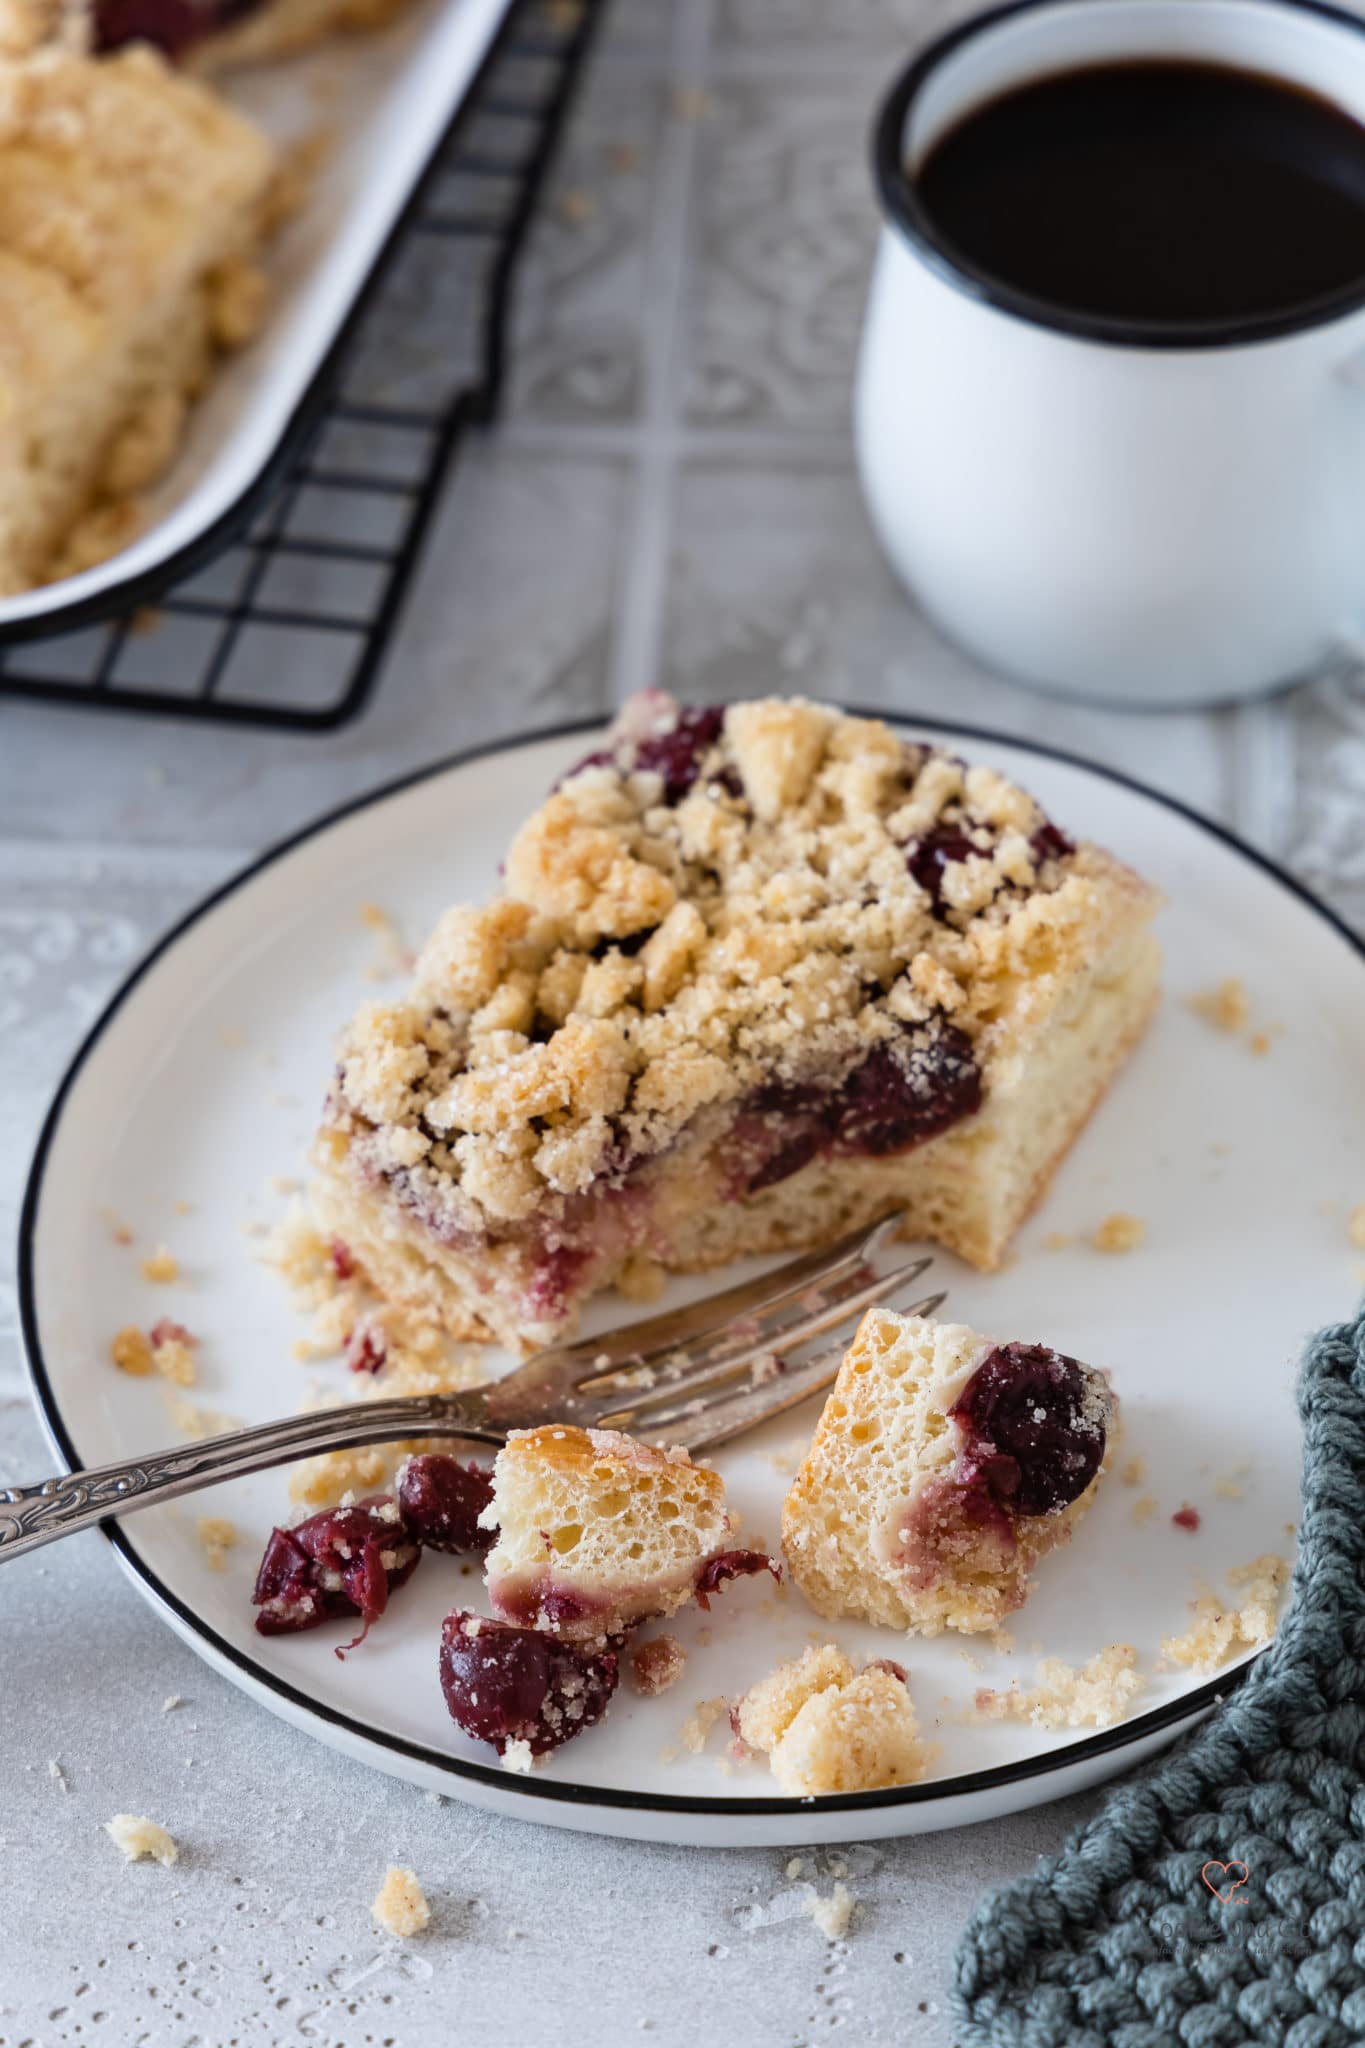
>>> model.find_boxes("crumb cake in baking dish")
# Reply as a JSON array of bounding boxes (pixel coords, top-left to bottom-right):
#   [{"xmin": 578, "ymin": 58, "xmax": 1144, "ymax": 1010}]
[
  {"xmin": 782, "ymin": 1310, "xmax": 1116, "ymax": 1635},
  {"xmin": 0, "ymin": 44, "xmax": 274, "ymax": 594},
  {"xmin": 314, "ymin": 693, "xmax": 1161, "ymax": 1353}
]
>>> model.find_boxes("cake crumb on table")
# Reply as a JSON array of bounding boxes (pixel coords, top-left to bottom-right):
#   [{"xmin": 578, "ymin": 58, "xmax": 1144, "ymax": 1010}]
[
  {"xmin": 197, "ymin": 1516, "xmax": 237, "ymax": 1571},
  {"xmin": 1091, "ymin": 1212, "xmax": 1146, "ymax": 1253},
  {"xmin": 804, "ymin": 1881, "xmax": 855, "ymax": 1941},
  {"xmin": 974, "ymin": 1644, "xmax": 1142, "ymax": 1731},
  {"xmin": 141, "ymin": 1245, "xmax": 180, "ymax": 1284},
  {"xmin": 105, "ymin": 1814, "xmax": 178, "ymax": 1866},
  {"xmin": 632, "ymin": 1635, "xmax": 687, "ymax": 1697},
  {"xmin": 371, "ymin": 1865, "xmax": 430, "ymax": 1937},
  {"xmin": 1162, "ymin": 1553, "xmax": 1290, "ymax": 1674}
]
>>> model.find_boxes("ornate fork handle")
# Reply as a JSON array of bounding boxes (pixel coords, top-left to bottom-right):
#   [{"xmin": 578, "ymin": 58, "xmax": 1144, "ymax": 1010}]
[{"xmin": 0, "ymin": 1391, "xmax": 502, "ymax": 1563}]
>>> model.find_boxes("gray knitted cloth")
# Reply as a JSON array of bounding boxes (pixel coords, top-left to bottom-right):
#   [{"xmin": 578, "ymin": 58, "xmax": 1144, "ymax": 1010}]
[{"xmin": 954, "ymin": 1301, "xmax": 1365, "ymax": 2048}]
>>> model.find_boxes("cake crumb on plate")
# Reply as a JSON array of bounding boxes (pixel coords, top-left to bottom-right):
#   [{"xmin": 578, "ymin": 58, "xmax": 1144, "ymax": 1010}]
[
  {"xmin": 736, "ymin": 1645, "xmax": 934, "ymax": 1796},
  {"xmin": 632, "ymin": 1635, "xmax": 686, "ymax": 1697},
  {"xmin": 371, "ymin": 1865, "xmax": 429, "ymax": 1937},
  {"xmin": 1162, "ymin": 1553, "xmax": 1291, "ymax": 1674},
  {"xmin": 1092, "ymin": 1212, "xmax": 1146, "ymax": 1253},
  {"xmin": 105, "ymin": 1814, "xmax": 178, "ymax": 1866},
  {"xmin": 501, "ymin": 1739, "xmax": 535, "ymax": 1775},
  {"xmin": 1189, "ymin": 977, "xmax": 1249, "ymax": 1033},
  {"xmin": 141, "ymin": 1245, "xmax": 180, "ymax": 1284},
  {"xmin": 1348, "ymin": 1204, "xmax": 1365, "ymax": 1250},
  {"xmin": 680, "ymin": 1697, "xmax": 728, "ymax": 1756},
  {"xmin": 197, "ymin": 1517, "xmax": 237, "ymax": 1571},
  {"xmin": 974, "ymin": 1644, "xmax": 1142, "ymax": 1731},
  {"xmin": 1120, "ymin": 1455, "xmax": 1147, "ymax": 1487},
  {"xmin": 110, "ymin": 1326, "xmax": 154, "ymax": 1377},
  {"xmin": 1132, "ymin": 1494, "xmax": 1158, "ymax": 1526}
]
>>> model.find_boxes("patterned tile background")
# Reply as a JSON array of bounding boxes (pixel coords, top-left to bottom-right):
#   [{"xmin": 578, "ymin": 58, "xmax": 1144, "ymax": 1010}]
[{"xmin": 0, "ymin": 0, "xmax": 1361, "ymax": 2040}]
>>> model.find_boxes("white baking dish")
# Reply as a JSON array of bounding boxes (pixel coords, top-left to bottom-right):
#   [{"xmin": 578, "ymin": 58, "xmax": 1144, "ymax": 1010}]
[{"xmin": 0, "ymin": 0, "xmax": 514, "ymax": 636}]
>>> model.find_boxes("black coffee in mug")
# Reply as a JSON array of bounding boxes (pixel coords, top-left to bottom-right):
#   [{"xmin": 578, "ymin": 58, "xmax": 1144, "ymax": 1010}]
[{"xmin": 914, "ymin": 58, "xmax": 1365, "ymax": 326}]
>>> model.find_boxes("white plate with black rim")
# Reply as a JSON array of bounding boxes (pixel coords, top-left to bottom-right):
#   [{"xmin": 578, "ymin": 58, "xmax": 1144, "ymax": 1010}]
[{"xmin": 17, "ymin": 714, "xmax": 1365, "ymax": 1847}]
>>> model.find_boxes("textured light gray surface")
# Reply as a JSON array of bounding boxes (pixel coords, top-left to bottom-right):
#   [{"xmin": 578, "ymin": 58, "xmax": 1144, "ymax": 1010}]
[{"xmin": 2, "ymin": 0, "xmax": 1364, "ymax": 2041}]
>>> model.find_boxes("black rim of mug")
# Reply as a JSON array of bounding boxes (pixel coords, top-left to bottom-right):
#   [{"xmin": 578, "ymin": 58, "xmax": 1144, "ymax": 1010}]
[{"xmin": 874, "ymin": 0, "xmax": 1365, "ymax": 349}]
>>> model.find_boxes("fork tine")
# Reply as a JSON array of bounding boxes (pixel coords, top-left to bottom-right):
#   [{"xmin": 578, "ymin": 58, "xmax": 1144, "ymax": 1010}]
[
  {"xmin": 522, "ymin": 1211, "xmax": 910, "ymax": 1391},
  {"xmin": 648, "ymin": 1288, "xmax": 949, "ymax": 1452},
  {"xmin": 587, "ymin": 1249, "xmax": 934, "ymax": 1426}
]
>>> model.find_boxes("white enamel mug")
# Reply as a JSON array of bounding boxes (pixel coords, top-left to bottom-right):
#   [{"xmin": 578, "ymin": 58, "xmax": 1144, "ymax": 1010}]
[{"xmin": 855, "ymin": 0, "xmax": 1365, "ymax": 708}]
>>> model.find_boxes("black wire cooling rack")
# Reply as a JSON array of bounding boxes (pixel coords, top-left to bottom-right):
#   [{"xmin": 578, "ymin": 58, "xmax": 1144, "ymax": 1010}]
[{"xmin": 0, "ymin": 0, "xmax": 603, "ymax": 731}]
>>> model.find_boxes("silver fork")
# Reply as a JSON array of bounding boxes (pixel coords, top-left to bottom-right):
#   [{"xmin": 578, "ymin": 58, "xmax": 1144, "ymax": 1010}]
[{"xmin": 1, "ymin": 1214, "xmax": 944, "ymax": 1563}]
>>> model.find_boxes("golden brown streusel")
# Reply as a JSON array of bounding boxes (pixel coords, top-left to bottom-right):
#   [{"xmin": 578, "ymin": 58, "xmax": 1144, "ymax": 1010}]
[
  {"xmin": 315, "ymin": 695, "xmax": 1160, "ymax": 1350},
  {"xmin": 110, "ymin": 1325, "xmax": 153, "ymax": 1376}
]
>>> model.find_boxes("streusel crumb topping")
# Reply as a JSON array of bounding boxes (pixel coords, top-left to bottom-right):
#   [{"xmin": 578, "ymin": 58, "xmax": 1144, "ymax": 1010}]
[{"xmin": 325, "ymin": 694, "xmax": 1108, "ymax": 1237}]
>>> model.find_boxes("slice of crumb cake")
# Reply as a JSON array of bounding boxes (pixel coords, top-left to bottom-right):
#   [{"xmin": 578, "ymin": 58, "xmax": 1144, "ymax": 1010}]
[
  {"xmin": 314, "ymin": 693, "xmax": 1161, "ymax": 1353},
  {"xmin": 782, "ymin": 1310, "xmax": 1116, "ymax": 1635},
  {"xmin": 479, "ymin": 1425, "xmax": 773, "ymax": 1640},
  {"xmin": 0, "ymin": 45, "xmax": 274, "ymax": 595}
]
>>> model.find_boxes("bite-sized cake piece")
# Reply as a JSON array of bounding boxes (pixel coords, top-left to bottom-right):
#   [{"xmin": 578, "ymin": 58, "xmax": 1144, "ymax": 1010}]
[
  {"xmin": 0, "ymin": 44, "xmax": 275, "ymax": 595},
  {"xmin": 6, "ymin": 0, "xmax": 407, "ymax": 67},
  {"xmin": 252, "ymin": 1494, "xmax": 419, "ymax": 1645},
  {"xmin": 782, "ymin": 1310, "xmax": 1116, "ymax": 1635},
  {"xmin": 314, "ymin": 693, "xmax": 1161, "ymax": 1353},
  {"xmin": 439, "ymin": 1608, "xmax": 618, "ymax": 1765},
  {"xmin": 479, "ymin": 1424, "xmax": 775, "ymax": 1641},
  {"xmin": 736, "ymin": 1643, "xmax": 934, "ymax": 1797}
]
